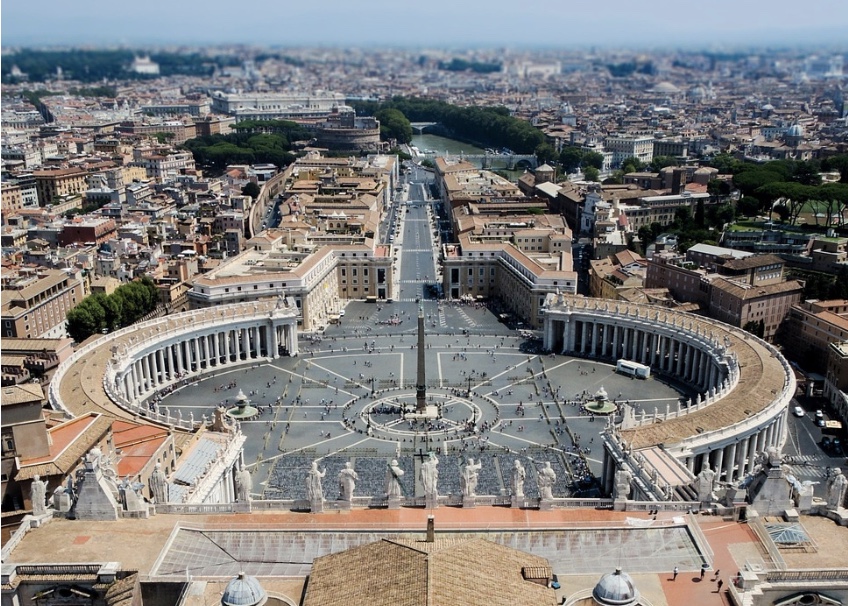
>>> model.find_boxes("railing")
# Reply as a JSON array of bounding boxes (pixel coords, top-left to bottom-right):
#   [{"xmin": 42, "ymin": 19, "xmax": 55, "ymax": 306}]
[
  {"xmin": 687, "ymin": 512, "xmax": 714, "ymax": 563},
  {"xmin": 764, "ymin": 569, "xmax": 848, "ymax": 582},
  {"xmin": 747, "ymin": 516, "xmax": 787, "ymax": 571},
  {"xmin": 1, "ymin": 514, "xmax": 49, "ymax": 562},
  {"xmin": 14, "ymin": 563, "xmax": 103, "ymax": 575},
  {"xmin": 155, "ymin": 502, "xmax": 252, "ymax": 515}
]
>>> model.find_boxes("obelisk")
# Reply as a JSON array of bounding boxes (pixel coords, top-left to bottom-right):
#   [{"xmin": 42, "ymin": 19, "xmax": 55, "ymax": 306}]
[{"xmin": 415, "ymin": 305, "xmax": 427, "ymax": 413}]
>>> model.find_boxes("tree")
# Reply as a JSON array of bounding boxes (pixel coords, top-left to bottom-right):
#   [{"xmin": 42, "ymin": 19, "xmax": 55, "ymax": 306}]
[
  {"xmin": 620, "ymin": 156, "xmax": 645, "ymax": 174},
  {"xmin": 650, "ymin": 156, "xmax": 678, "ymax": 171},
  {"xmin": 743, "ymin": 320, "xmax": 765, "ymax": 338},
  {"xmin": 582, "ymin": 151, "xmax": 605, "ymax": 170},
  {"xmin": 584, "ymin": 167, "xmax": 600, "ymax": 182},
  {"xmin": 375, "ymin": 108, "xmax": 412, "ymax": 144},
  {"xmin": 559, "ymin": 147, "xmax": 584, "ymax": 173},
  {"xmin": 695, "ymin": 199, "xmax": 706, "ymax": 228},
  {"xmin": 534, "ymin": 143, "xmax": 557, "ymax": 165},
  {"xmin": 66, "ymin": 298, "xmax": 106, "ymax": 343},
  {"xmin": 736, "ymin": 196, "xmax": 762, "ymax": 217},
  {"xmin": 241, "ymin": 182, "xmax": 261, "ymax": 199}
]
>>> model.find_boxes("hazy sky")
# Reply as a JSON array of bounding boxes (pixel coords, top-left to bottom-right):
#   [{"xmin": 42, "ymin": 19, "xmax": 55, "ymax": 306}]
[{"xmin": 3, "ymin": 0, "xmax": 847, "ymax": 49}]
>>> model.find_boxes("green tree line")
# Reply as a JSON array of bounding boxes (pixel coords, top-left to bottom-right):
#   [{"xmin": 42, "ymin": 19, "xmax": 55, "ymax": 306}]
[
  {"xmin": 716, "ymin": 156, "xmax": 848, "ymax": 227},
  {"xmin": 348, "ymin": 97, "xmax": 546, "ymax": 154},
  {"xmin": 181, "ymin": 124, "xmax": 311, "ymax": 172},
  {"xmin": 2, "ymin": 49, "xmax": 237, "ymax": 83},
  {"xmin": 66, "ymin": 277, "xmax": 159, "ymax": 343}
]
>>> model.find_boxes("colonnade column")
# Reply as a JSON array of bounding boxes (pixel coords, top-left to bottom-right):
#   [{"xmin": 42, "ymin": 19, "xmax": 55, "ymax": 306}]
[
  {"xmin": 713, "ymin": 448, "xmax": 724, "ymax": 478},
  {"xmin": 724, "ymin": 441, "xmax": 737, "ymax": 482}
]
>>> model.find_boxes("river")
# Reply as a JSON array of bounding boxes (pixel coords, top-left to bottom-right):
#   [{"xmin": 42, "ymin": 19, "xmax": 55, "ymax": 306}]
[{"xmin": 409, "ymin": 133, "xmax": 527, "ymax": 181}]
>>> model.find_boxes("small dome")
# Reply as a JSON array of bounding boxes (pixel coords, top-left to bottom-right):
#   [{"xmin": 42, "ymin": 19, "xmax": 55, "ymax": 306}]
[
  {"xmin": 222, "ymin": 572, "xmax": 267, "ymax": 606},
  {"xmin": 536, "ymin": 163, "xmax": 554, "ymax": 173},
  {"xmin": 786, "ymin": 124, "xmax": 804, "ymax": 137},
  {"xmin": 761, "ymin": 103, "xmax": 775, "ymax": 111},
  {"xmin": 592, "ymin": 568, "xmax": 639, "ymax": 606},
  {"xmin": 652, "ymin": 81, "xmax": 680, "ymax": 94}
]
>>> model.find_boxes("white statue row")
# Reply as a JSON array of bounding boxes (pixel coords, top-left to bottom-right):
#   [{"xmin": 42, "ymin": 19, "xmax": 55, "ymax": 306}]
[{"xmin": 303, "ymin": 455, "xmax": 557, "ymax": 502}]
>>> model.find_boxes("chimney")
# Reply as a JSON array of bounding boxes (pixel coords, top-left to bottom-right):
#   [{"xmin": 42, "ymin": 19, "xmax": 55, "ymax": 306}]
[{"xmin": 426, "ymin": 515, "xmax": 435, "ymax": 542}]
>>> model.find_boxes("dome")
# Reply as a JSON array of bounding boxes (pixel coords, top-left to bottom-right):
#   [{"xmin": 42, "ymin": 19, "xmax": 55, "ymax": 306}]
[
  {"xmin": 536, "ymin": 163, "xmax": 554, "ymax": 173},
  {"xmin": 651, "ymin": 81, "xmax": 680, "ymax": 94},
  {"xmin": 592, "ymin": 568, "xmax": 640, "ymax": 606},
  {"xmin": 761, "ymin": 103, "xmax": 775, "ymax": 111},
  {"xmin": 786, "ymin": 124, "xmax": 804, "ymax": 137},
  {"xmin": 222, "ymin": 572, "xmax": 267, "ymax": 606}
]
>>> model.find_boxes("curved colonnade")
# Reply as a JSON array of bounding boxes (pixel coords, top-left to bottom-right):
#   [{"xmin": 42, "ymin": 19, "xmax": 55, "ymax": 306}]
[
  {"xmin": 543, "ymin": 295, "xmax": 795, "ymax": 486},
  {"xmin": 52, "ymin": 293, "xmax": 794, "ymax": 500},
  {"xmin": 49, "ymin": 300, "xmax": 299, "ymax": 428}
]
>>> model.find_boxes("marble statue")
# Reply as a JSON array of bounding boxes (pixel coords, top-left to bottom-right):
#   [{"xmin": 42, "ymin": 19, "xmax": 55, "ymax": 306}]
[
  {"xmin": 235, "ymin": 465, "xmax": 252, "ymax": 503},
  {"xmin": 461, "ymin": 458, "xmax": 482, "ymax": 497},
  {"xmin": 149, "ymin": 462, "xmax": 168, "ymax": 504},
  {"xmin": 825, "ymin": 467, "xmax": 848, "ymax": 510},
  {"xmin": 613, "ymin": 468, "xmax": 632, "ymax": 500},
  {"xmin": 386, "ymin": 459, "xmax": 404, "ymax": 498},
  {"xmin": 537, "ymin": 462, "xmax": 557, "ymax": 500},
  {"xmin": 30, "ymin": 475, "xmax": 47, "ymax": 515},
  {"xmin": 338, "ymin": 462, "xmax": 358, "ymax": 501},
  {"xmin": 307, "ymin": 460, "xmax": 325, "ymax": 502},
  {"xmin": 766, "ymin": 445, "xmax": 783, "ymax": 468},
  {"xmin": 420, "ymin": 452, "xmax": 439, "ymax": 498},
  {"xmin": 119, "ymin": 477, "xmax": 144, "ymax": 511},
  {"xmin": 512, "ymin": 460, "xmax": 526, "ymax": 497},
  {"xmin": 697, "ymin": 464, "xmax": 717, "ymax": 502}
]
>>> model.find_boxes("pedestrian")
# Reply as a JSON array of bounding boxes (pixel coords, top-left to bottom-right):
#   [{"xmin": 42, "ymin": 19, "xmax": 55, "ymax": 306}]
[
  {"xmin": 672, "ymin": 566, "xmax": 679, "ymax": 580},
  {"xmin": 716, "ymin": 579, "xmax": 723, "ymax": 593},
  {"xmin": 713, "ymin": 569, "xmax": 720, "ymax": 580},
  {"xmin": 700, "ymin": 567, "xmax": 706, "ymax": 580}
]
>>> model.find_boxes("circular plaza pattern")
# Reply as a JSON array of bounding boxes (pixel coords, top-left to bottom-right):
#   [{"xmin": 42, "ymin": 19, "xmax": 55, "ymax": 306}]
[{"xmin": 50, "ymin": 292, "xmax": 794, "ymax": 505}]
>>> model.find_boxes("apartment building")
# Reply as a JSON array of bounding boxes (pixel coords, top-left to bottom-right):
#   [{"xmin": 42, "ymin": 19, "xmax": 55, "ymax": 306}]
[
  {"xmin": 32, "ymin": 167, "xmax": 87, "ymax": 206},
  {"xmin": 1, "ymin": 268, "xmax": 85, "ymax": 339},
  {"xmin": 824, "ymin": 341, "xmax": 848, "ymax": 426},
  {"xmin": 646, "ymin": 246, "xmax": 802, "ymax": 340},
  {"xmin": 603, "ymin": 134, "xmax": 654, "ymax": 167},
  {"xmin": 210, "ymin": 91, "xmax": 346, "ymax": 122},
  {"xmin": 58, "ymin": 217, "xmax": 118, "ymax": 247},
  {"xmin": 1, "ymin": 182, "xmax": 24, "ymax": 217},
  {"xmin": 783, "ymin": 300, "xmax": 848, "ymax": 369}
]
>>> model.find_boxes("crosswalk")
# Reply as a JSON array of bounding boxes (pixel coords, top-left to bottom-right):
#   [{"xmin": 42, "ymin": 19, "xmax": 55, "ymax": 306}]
[{"xmin": 783, "ymin": 454, "xmax": 831, "ymax": 479}]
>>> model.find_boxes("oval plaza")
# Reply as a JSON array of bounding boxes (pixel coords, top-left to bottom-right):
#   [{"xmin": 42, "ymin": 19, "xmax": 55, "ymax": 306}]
[{"xmin": 48, "ymin": 288, "xmax": 794, "ymax": 507}]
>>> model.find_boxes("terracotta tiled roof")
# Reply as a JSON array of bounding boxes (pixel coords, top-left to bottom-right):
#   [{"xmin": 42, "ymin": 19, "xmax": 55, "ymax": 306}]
[{"xmin": 302, "ymin": 537, "xmax": 556, "ymax": 606}]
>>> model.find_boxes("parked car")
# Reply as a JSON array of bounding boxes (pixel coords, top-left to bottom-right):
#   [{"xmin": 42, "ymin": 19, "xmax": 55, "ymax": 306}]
[
  {"xmin": 815, "ymin": 409, "xmax": 824, "ymax": 419},
  {"xmin": 793, "ymin": 406, "xmax": 805, "ymax": 417}
]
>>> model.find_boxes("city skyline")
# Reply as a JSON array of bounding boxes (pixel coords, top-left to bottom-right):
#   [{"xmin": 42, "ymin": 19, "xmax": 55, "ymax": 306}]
[{"xmin": 3, "ymin": 0, "xmax": 848, "ymax": 49}]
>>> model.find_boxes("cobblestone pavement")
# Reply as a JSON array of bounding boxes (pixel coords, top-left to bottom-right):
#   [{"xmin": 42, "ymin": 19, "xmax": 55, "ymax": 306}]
[{"xmin": 159, "ymin": 299, "xmax": 688, "ymax": 499}]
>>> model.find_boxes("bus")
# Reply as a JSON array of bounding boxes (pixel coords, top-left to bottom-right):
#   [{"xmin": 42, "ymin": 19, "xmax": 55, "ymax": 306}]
[{"xmin": 616, "ymin": 359, "xmax": 651, "ymax": 379}]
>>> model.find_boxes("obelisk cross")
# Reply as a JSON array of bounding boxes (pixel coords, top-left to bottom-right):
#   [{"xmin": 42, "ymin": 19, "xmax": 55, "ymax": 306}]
[{"xmin": 415, "ymin": 304, "xmax": 427, "ymax": 413}]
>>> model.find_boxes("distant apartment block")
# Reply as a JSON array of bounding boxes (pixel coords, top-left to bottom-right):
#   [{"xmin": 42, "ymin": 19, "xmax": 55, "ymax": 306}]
[
  {"xmin": 1, "ymin": 268, "xmax": 85, "ymax": 339},
  {"xmin": 32, "ymin": 168, "xmax": 87, "ymax": 206},
  {"xmin": 210, "ymin": 91, "xmax": 347, "ymax": 122}
]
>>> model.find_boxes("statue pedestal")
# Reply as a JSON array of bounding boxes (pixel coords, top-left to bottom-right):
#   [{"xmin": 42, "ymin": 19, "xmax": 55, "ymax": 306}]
[
  {"xmin": 387, "ymin": 497, "xmax": 402, "ymax": 510},
  {"xmin": 462, "ymin": 495, "xmax": 476, "ymax": 508},
  {"xmin": 425, "ymin": 495, "xmax": 438, "ymax": 510},
  {"xmin": 511, "ymin": 496, "xmax": 524, "ymax": 509},
  {"xmin": 539, "ymin": 498, "xmax": 553, "ymax": 511},
  {"xmin": 310, "ymin": 499, "xmax": 324, "ymax": 514},
  {"xmin": 338, "ymin": 499, "xmax": 352, "ymax": 511},
  {"xmin": 613, "ymin": 498, "xmax": 627, "ymax": 512}
]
